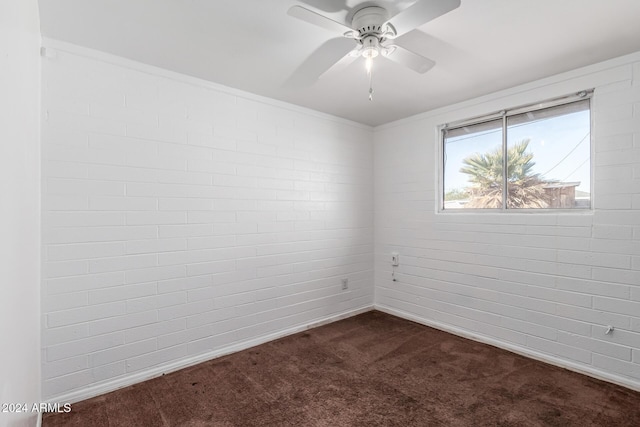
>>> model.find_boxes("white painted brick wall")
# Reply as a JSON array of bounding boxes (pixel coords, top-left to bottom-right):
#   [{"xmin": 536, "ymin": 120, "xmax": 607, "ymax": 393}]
[
  {"xmin": 41, "ymin": 45, "xmax": 374, "ymax": 400},
  {"xmin": 374, "ymin": 52, "xmax": 640, "ymax": 389}
]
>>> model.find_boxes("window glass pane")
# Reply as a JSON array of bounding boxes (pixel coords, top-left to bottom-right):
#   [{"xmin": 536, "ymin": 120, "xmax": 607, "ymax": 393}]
[
  {"xmin": 506, "ymin": 99, "xmax": 590, "ymax": 209},
  {"xmin": 443, "ymin": 119, "xmax": 503, "ymax": 209}
]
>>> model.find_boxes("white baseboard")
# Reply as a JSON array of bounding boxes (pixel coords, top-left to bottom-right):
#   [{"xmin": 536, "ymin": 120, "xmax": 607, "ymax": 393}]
[
  {"xmin": 375, "ymin": 304, "xmax": 640, "ymax": 392},
  {"xmin": 48, "ymin": 305, "xmax": 374, "ymax": 405}
]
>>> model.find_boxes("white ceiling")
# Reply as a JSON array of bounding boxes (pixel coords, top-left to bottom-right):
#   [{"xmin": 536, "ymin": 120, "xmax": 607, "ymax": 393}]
[{"xmin": 38, "ymin": 0, "xmax": 640, "ymax": 126}]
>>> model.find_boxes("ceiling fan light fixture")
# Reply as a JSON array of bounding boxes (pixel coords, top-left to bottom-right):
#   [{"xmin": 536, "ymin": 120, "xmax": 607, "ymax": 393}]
[
  {"xmin": 362, "ymin": 35, "xmax": 380, "ymax": 77},
  {"xmin": 362, "ymin": 47, "xmax": 379, "ymax": 59},
  {"xmin": 361, "ymin": 36, "xmax": 379, "ymax": 76},
  {"xmin": 361, "ymin": 35, "xmax": 380, "ymax": 59}
]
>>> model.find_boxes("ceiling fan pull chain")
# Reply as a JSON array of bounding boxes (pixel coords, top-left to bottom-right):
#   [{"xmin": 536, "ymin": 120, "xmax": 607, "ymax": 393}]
[{"xmin": 368, "ymin": 66, "xmax": 374, "ymax": 101}]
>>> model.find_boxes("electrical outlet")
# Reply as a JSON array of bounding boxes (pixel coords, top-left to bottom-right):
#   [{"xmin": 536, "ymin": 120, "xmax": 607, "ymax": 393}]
[
  {"xmin": 391, "ymin": 252, "xmax": 400, "ymax": 266},
  {"xmin": 341, "ymin": 278, "xmax": 349, "ymax": 290}
]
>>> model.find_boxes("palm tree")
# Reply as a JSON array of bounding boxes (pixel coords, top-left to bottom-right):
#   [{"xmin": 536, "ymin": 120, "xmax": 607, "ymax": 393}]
[{"xmin": 460, "ymin": 139, "xmax": 548, "ymax": 208}]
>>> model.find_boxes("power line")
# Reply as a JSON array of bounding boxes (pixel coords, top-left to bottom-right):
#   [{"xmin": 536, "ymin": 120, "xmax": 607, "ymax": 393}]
[
  {"xmin": 561, "ymin": 157, "xmax": 589, "ymax": 182},
  {"xmin": 541, "ymin": 132, "xmax": 590, "ymax": 177}
]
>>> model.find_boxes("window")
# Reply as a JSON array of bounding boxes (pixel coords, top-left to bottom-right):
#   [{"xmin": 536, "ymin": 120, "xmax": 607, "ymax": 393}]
[{"xmin": 441, "ymin": 91, "xmax": 592, "ymax": 211}]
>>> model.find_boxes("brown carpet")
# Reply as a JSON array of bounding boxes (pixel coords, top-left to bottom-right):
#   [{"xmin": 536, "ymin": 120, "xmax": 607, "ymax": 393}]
[{"xmin": 43, "ymin": 311, "xmax": 640, "ymax": 426}]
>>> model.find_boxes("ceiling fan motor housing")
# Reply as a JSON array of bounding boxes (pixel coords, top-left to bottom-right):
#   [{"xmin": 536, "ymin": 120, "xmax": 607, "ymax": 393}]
[{"xmin": 352, "ymin": 6, "xmax": 389, "ymax": 37}]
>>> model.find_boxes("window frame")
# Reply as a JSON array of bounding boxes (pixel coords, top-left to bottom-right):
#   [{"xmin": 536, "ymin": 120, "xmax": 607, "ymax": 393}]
[{"xmin": 438, "ymin": 90, "xmax": 594, "ymax": 213}]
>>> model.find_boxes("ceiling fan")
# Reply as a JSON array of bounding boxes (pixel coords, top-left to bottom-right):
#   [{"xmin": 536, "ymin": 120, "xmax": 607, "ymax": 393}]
[{"xmin": 287, "ymin": 0, "xmax": 461, "ymax": 99}]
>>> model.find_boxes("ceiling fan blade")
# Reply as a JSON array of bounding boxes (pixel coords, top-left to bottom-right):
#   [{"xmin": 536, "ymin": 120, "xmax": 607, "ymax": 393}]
[
  {"xmin": 386, "ymin": 0, "xmax": 461, "ymax": 38},
  {"xmin": 284, "ymin": 37, "xmax": 356, "ymax": 88},
  {"xmin": 383, "ymin": 45, "xmax": 435, "ymax": 74},
  {"xmin": 295, "ymin": 0, "xmax": 348, "ymax": 14},
  {"xmin": 318, "ymin": 50, "xmax": 359, "ymax": 79},
  {"xmin": 287, "ymin": 5, "xmax": 352, "ymax": 34}
]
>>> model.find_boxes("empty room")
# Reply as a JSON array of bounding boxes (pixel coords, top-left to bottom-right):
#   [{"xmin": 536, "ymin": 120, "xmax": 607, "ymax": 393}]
[{"xmin": 2, "ymin": 0, "xmax": 640, "ymax": 426}]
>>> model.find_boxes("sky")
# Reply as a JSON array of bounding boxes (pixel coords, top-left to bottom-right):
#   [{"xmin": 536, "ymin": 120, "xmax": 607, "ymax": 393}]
[{"xmin": 443, "ymin": 109, "xmax": 591, "ymax": 196}]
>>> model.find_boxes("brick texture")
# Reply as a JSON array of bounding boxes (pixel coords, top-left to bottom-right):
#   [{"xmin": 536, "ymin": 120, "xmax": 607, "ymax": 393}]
[{"xmin": 41, "ymin": 48, "xmax": 374, "ymax": 399}]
